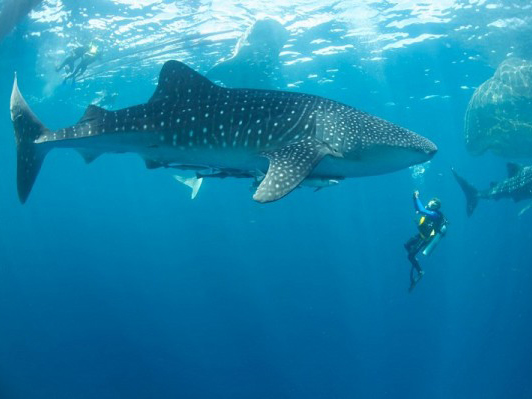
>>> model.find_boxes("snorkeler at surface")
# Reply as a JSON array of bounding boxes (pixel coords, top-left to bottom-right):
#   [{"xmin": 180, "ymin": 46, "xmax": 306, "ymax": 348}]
[
  {"xmin": 61, "ymin": 43, "xmax": 102, "ymax": 85},
  {"xmin": 56, "ymin": 45, "xmax": 89, "ymax": 73},
  {"xmin": 404, "ymin": 191, "xmax": 448, "ymax": 292}
]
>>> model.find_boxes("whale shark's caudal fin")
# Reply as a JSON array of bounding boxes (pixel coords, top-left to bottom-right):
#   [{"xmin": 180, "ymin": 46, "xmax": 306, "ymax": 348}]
[
  {"xmin": 452, "ymin": 168, "xmax": 479, "ymax": 216},
  {"xmin": 10, "ymin": 74, "xmax": 50, "ymax": 203},
  {"xmin": 173, "ymin": 175, "xmax": 203, "ymax": 199}
]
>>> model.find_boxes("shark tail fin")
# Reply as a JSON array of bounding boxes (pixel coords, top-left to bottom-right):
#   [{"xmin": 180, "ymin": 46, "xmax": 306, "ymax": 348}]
[
  {"xmin": 10, "ymin": 74, "xmax": 50, "ymax": 204},
  {"xmin": 452, "ymin": 168, "xmax": 478, "ymax": 217},
  {"xmin": 173, "ymin": 175, "xmax": 203, "ymax": 199}
]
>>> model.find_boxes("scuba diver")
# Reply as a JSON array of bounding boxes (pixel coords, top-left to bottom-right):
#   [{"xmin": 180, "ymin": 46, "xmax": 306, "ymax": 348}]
[
  {"xmin": 404, "ymin": 191, "xmax": 448, "ymax": 292},
  {"xmin": 61, "ymin": 43, "xmax": 102, "ymax": 85}
]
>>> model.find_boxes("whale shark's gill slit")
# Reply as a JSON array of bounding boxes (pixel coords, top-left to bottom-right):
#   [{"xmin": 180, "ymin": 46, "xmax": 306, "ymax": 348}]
[{"xmin": 277, "ymin": 102, "xmax": 311, "ymax": 143}]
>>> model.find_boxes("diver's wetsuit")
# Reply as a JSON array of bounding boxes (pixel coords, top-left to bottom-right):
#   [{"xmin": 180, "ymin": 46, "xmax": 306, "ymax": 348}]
[
  {"xmin": 56, "ymin": 45, "xmax": 88, "ymax": 73},
  {"xmin": 63, "ymin": 50, "xmax": 101, "ymax": 85},
  {"xmin": 404, "ymin": 195, "xmax": 445, "ymax": 290}
]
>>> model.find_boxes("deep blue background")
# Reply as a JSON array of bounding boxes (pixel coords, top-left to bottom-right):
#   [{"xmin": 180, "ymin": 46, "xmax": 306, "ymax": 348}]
[{"xmin": 1, "ymin": 17, "xmax": 531, "ymax": 399}]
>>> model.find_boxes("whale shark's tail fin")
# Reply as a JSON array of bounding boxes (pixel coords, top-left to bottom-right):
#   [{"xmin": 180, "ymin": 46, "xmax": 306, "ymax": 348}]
[
  {"xmin": 173, "ymin": 175, "xmax": 203, "ymax": 199},
  {"xmin": 452, "ymin": 168, "xmax": 478, "ymax": 216},
  {"xmin": 10, "ymin": 74, "xmax": 50, "ymax": 204}
]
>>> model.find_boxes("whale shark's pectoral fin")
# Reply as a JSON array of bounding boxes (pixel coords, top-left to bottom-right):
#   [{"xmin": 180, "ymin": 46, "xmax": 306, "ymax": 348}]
[{"xmin": 253, "ymin": 139, "xmax": 342, "ymax": 203}]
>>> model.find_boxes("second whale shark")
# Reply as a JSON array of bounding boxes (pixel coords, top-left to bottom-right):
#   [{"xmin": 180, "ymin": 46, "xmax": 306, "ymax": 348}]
[
  {"xmin": 10, "ymin": 60, "xmax": 437, "ymax": 204},
  {"xmin": 453, "ymin": 164, "xmax": 532, "ymax": 216}
]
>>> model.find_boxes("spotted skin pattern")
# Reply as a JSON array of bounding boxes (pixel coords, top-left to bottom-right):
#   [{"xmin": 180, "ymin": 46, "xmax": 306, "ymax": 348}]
[
  {"xmin": 10, "ymin": 60, "xmax": 437, "ymax": 203},
  {"xmin": 254, "ymin": 138, "xmax": 341, "ymax": 202},
  {"xmin": 453, "ymin": 163, "xmax": 532, "ymax": 216},
  {"xmin": 484, "ymin": 165, "xmax": 532, "ymax": 201}
]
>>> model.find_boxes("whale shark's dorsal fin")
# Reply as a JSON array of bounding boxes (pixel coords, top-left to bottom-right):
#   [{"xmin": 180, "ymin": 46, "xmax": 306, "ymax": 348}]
[
  {"xmin": 507, "ymin": 162, "xmax": 523, "ymax": 177},
  {"xmin": 149, "ymin": 60, "xmax": 220, "ymax": 104},
  {"xmin": 78, "ymin": 104, "xmax": 109, "ymax": 124}
]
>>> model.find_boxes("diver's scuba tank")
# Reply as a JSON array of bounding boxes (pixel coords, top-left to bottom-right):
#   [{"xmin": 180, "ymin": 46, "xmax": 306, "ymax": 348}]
[{"xmin": 422, "ymin": 224, "xmax": 447, "ymax": 256}]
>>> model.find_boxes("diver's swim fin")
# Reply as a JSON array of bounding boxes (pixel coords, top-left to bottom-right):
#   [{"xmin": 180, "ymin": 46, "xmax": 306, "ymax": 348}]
[{"xmin": 408, "ymin": 271, "xmax": 425, "ymax": 293}]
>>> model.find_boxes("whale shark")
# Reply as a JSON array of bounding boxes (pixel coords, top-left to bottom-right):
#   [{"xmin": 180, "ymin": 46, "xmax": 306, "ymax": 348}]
[
  {"xmin": 0, "ymin": 0, "xmax": 42, "ymax": 42},
  {"xmin": 206, "ymin": 18, "xmax": 288, "ymax": 90},
  {"xmin": 452, "ymin": 164, "xmax": 532, "ymax": 216},
  {"xmin": 10, "ymin": 60, "xmax": 437, "ymax": 204}
]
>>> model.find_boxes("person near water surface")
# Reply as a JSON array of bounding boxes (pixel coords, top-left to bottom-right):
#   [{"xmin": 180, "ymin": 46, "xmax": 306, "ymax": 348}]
[
  {"xmin": 404, "ymin": 191, "xmax": 448, "ymax": 292},
  {"xmin": 59, "ymin": 43, "xmax": 102, "ymax": 85},
  {"xmin": 56, "ymin": 44, "xmax": 89, "ymax": 74}
]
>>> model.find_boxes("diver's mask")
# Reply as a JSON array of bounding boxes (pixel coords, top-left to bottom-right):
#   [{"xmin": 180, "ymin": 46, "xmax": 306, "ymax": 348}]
[{"xmin": 427, "ymin": 198, "xmax": 441, "ymax": 210}]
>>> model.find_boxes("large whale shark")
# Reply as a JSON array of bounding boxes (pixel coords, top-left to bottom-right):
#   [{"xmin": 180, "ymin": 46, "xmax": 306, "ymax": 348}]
[
  {"xmin": 0, "ymin": 0, "xmax": 42, "ymax": 42},
  {"xmin": 453, "ymin": 164, "xmax": 532, "ymax": 216},
  {"xmin": 10, "ymin": 60, "xmax": 437, "ymax": 204}
]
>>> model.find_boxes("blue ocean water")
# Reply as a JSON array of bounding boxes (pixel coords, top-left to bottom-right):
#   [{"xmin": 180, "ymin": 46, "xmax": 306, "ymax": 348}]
[{"xmin": 1, "ymin": 1, "xmax": 531, "ymax": 398}]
